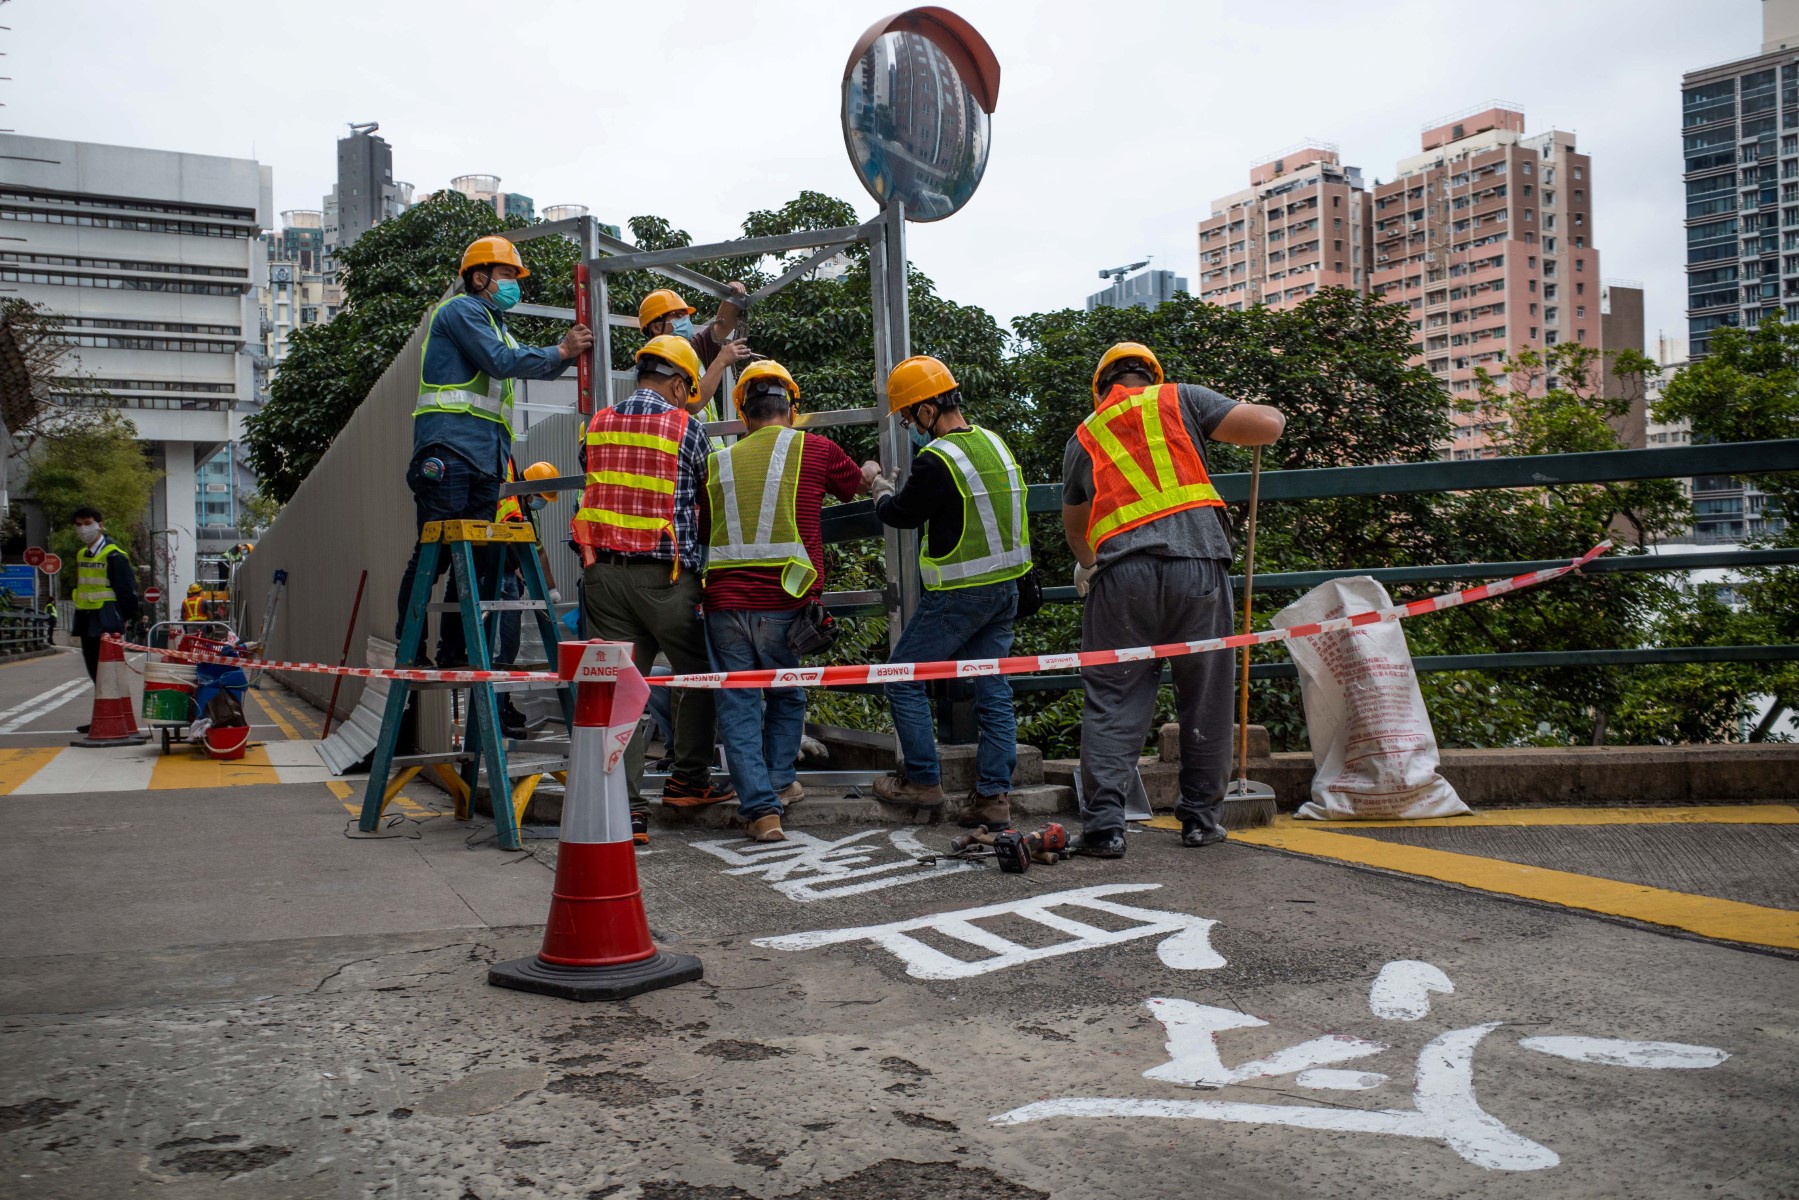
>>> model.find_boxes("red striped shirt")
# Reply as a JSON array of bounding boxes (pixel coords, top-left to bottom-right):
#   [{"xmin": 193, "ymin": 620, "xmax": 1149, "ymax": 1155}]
[{"xmin": 701, "ymin": 432, "xmax": 864, "ymax": 611}]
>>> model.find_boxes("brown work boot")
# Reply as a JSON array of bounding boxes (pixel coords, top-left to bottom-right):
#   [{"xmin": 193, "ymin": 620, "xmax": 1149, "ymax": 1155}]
[
  {"xmin": 872, "ymin": 775, "xmax": 945, "ymax": 810},
  {"xmin": 746, "ymin": 813, "xmax": 786, "ymax": 843},
  {"xmin": 959, "ymin": 790, "xmax": 1012, "ymax": 830},
  {"xmin": 661, "ymin": 776, "xmax": 737, "ymax": 808},
  {"xmin": 778, "ymin": 781, "xmax": 804, "ymax": 807}
]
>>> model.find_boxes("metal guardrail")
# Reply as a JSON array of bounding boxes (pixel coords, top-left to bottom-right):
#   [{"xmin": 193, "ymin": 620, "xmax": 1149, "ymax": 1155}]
[{"xmin": 0, "ymin": 613, "xmax": 56, "ymax": 656}]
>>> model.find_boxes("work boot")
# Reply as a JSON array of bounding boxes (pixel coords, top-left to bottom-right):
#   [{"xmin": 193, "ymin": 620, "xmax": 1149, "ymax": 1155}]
[
  {"xmin": 1076, "ymin": 830, "xmax": 1127, "ymax": 859},
  {"xmin": 872, "ymin": 775, "xmax": 945, "ymax": 810},
  {"xmin": 631, "ymin": 809, "xmax": 649, "ymax": 846},
  {"xmin": 1181, "ymin": 817, "xmax": 1228, "ymax": 848},
  {"xmin": 778, "ymin": 781, "xmax": 804, "ymax": 807},
  {"xmin": 959, "ymin": 790, "xmax": 1012, "ymax": 830},
  {"xmin": 662, "ymin": 776, "xmax": 737, "ymax": 808},
  {"xmin": 746, "ymin": 813, "xmax": 786, "ymax": 843},
  {"xmin": 499, "ymin": 698, "xmax": 529, "ymax": 740}
]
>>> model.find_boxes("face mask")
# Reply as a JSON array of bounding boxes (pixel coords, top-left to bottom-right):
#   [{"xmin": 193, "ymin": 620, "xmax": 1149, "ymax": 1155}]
[
  {"xmin": 490, "ymin": 279, "xmax": 522, "ymax": 310},
  {"xmin": 526, "ymin": 496, "xmax": 547, "ymax": 512},
  {"xmin": 671, "ymin": 315, "xmax": 695, "ymax": 339},
  {"xmin": 75, "ymin": 523, "xmax": 101, "ymax": 545}
]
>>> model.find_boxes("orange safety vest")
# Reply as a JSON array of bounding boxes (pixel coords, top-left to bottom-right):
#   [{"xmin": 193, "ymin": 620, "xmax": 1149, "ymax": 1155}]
[
  {"xmin": 574, "ymin": 405, "xmax": 690, "ymax": 558},
  {"xmin": 495, "ymin": 458, "xmax": 524, "ymax": 524},
  {"xmin": 1076, "ymin": 382, "xmax": 1224, "ymax": 548},
  {"xmin": 182, "ymin": 596, "xmax": 205, "ymax": 621}
]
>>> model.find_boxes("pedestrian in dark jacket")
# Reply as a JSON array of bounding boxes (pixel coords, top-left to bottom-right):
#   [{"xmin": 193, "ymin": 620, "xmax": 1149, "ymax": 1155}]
[{"xmin": 70, "ymin": 505, "xmax": 139, "ymax": 685}]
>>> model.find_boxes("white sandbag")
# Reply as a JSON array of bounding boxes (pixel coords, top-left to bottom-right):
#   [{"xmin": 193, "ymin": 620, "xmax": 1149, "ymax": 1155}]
[{"xmin": 1272, "ymin": 576, "xmax": 1469, "ymax": 820}]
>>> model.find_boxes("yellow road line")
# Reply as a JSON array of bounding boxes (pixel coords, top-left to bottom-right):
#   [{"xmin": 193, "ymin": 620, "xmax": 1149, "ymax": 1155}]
[
  {"xmin": 148, "ymin": 745, "xmax": 281, "ymax": 789},
  {"xmin": 327, "ymin": 779, "xmax": 442, "ymax": 820},
  {"xmin": 1233, "ymin": 823, "xmax": 1799, "ymax": 952},
  {"xmin": 254, "ymin": 690, "xmax": 301, "ymax": 741},
  {"xmin": 0, "ymin": 747, "xmax": 63, "ymax": 794},
  {"xmin": 1146, "ymin": 805, "xmax": 1799, "ymax": 833}
]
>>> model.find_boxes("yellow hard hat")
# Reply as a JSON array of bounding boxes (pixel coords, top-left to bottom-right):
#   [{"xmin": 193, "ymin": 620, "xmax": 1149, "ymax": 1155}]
[
  {"xmin": 638, "ymin": 288, "xmax": 695, "ymax": 329},
  {"xmin": 458, "ymin": 235, "xmax": 530, "ymax": 278},
  {"xmin": 885, "ymin": 355, "xmax": 957, "ymax": 415},
  {"xmin": 523, "ymin": 460, "xmax": 559, "ymax": 503},
  {"xmin": 187, "ymin": 582, "xmax": 202, "ymax": 595},
  {"xmin": 1092, "ymin": 342, "xmax": 1164, "ymax": 403},
  {"xmin": 635, "ymin": 334, "xmax": 703, "ymax": 392},
  {"xmin": 731, "ymin": 360, "xmax": 800, "ymax": 417}
]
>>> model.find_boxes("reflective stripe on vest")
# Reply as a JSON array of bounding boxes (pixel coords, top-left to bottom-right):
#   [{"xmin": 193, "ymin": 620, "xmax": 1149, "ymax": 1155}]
[
  {"xmin": 182, "ymin": 597, "xmax": 205, "ymax": 620},
  {"xmin": 495, "ymin": 458, "xmax": 524, "ymax": 524},
  {"xmin": 413, "ymin": 296, "xmax": 517, "ymax": 437},
  {"xmin": 919, "ymin": 426, "xmax": 1033, "ymax": 591},
  {"xmin": 705, "ymin": 426, "xmax": 815, "ymax": 597},
  {"xmin": 75, "ymin": 542, "xmax": 123, "ymax": 610},
  {"xmin": 573, "ymin": 406, "xmax": 690, "ymax": 556},
  {"xmin": 1077, "ymin": 383, "xmax": 1223, "ymax": 548}
]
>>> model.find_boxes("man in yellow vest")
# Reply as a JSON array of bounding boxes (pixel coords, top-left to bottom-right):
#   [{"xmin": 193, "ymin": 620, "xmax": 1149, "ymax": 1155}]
[
  {"xmin": 700, "ymin": 360, "xmax": 869, "ymax": 842},
  {"xmin": 637, "ymin": 286, "xmax": 753, "ymax": 414},
  {"xmin": 395, "ymin": 235, "xmax": 591, "ymax": 669},
  {"xmin": 1061, "ymin": 343, "xmax": 1284, "ymax": 858},
  {"xmin": 867, "ymin": 356, "xmax": 1032, "ymax": 830},
  {"xmin": 181, "ymin": 582, "xmax": 206, "ymax": 623},
  {"xmin": 69, "ymin": 506, "xmax": 139, "ymax": 691}
]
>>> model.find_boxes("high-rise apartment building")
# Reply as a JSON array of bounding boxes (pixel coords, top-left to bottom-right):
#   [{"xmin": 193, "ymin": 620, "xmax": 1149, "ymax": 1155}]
[
  {"xmin": 1368, "ymin": 104, "xmax": 1601, "ymax": 457},
  {"xmin": 0, "ymin": 133, "xmax": 271, "ymax": 601},
  {"xmin": 1197, "ymin": 145, "xmax": 1372, "ymax": 312},
  {"xmin": 1087, "ymin": 268, "xmax": 1188, "ymax": 312}
]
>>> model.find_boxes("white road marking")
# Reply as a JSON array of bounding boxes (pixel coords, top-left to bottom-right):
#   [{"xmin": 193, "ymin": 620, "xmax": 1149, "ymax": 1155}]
[
  {"xmin": 1369, "ymin": 960, "xmax": 1455, "ymax": 1021},
  {"xmin": 263, "ymin": 739, "xmax": 333, "ymax": 784},
  {"xmin": 0, "ymin": 679, "xmax": 91, "ymax": 732},
  {"xmin": 15, "ymin": 745, "xmax": 156, "ymax": 794},
  {"xmin": 1517, "ymin": 1037, "xmax": 1729, "ymax": 1069}
]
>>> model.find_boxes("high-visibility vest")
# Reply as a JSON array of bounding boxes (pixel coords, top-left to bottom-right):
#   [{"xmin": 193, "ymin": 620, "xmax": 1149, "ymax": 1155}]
[
  {"xmin": 918, "ymin": 426, "xmax": 1032, "ymax": 591},
  {"xmin": 704, "ymin": 426, "xmax": 814, "ymax": 597},
  {"xmin": 495, "ymin": 458, "xmax": 524, "ymax": 524},
  {"xmin": 574, "ymin": 404, "xmax": 690, "ymax": 557},
  {"xmin": 75, "ymin": 540, "xmax": 125, "ymax": 610},
  {"xmin": 412, "ymin": 295, "xmax": 517, "ymax": 438},
  {"xmin": 1077, "ymin": 383, "xmax": 1223, "ymax": 548},
  {"xmin": 182, "ymin": 596, "xmax": 205, "ymax": 620}
]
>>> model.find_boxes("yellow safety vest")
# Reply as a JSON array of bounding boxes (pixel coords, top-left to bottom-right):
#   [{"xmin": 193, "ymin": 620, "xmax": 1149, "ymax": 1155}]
[
  {"xmin": 75, "ymin": 541, "xmax": 125, "ymax": 610},
  {"xmin": 412, "ymin": 295, "xmax": 517, "ymax": 438},
  {"xmin": 918, "ymin": 426, "xmax": 1032, "ymax": 590},
  {"xmin": 704, "ymin": 426, "xmax": 814, "ymax": 597}
]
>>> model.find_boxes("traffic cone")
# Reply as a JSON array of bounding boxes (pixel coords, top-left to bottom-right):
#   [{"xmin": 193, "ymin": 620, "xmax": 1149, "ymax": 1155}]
[
  {"xmin": 71, "ymin": 636, "xmax": 149, "ymax": 748},
  {"xmin": 489, "ymin": 639, "xmax": 702, "ymax": 1001}
]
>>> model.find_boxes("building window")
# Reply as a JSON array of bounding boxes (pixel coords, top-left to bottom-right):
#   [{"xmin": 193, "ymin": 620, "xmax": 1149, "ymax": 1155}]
[
  {"xmin": 1523, "ymin": 163, "xmax": 1532, "ymax": 176},
  {"xmin": 1576, "ymin": 305, "xmax": 1585, "ymax": 318},
  {"xmin": 1529, "ymin": 326, "xmax": 1539, "ymax": 338},
  {"xmin": 1574, "ymin": 167, "xmax": 1584, "ymax": 180},
  {"xmin": 1576, "ymin": 258, "xmax": 1584, "ymax": 271}
]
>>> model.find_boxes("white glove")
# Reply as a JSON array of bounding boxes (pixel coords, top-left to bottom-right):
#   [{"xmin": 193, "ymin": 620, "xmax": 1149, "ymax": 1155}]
[
  {"xmin": 1073, "ymin": 562, "xmax": 1095, "ymax": 597},
  {"xmin": 870, "ymin": 473, "xmax": 897, "ymax": 502},
  {"xmin": 549, "ymin": 588, "xmax": 562, "ymax": 605}
]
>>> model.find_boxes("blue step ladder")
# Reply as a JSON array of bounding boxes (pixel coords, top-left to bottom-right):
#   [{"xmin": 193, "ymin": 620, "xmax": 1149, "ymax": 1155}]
[{"xmin": 359, "ymin": 518, "xmax": 572, "ymax": 850}]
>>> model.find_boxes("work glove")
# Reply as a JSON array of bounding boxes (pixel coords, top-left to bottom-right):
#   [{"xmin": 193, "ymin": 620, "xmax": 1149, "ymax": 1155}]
[
  {"xmin": 549, "ymin": 589, "xmax": 562, "ymax": 605},
  {"xmin": 870, "ymin": 473, "xmax": 897, "ymax": 502},
  {"xmin": 1073, "ymin": 562, "xmax": 1095, "ymax": 597}
]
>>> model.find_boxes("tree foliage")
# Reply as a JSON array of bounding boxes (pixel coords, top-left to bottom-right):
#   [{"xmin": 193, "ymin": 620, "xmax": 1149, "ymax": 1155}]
[{"xmin": 27, "ymin": 407, "xmax": 162, "ymax": 585}]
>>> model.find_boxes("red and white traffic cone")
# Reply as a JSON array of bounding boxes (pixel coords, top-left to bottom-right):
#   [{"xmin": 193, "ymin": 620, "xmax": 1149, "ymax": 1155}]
[
  {"xmin": 489, "ymin": 639, "xmax": 702, "ymax": 1001},
  {"xmin": 71, "ymin": 635, "xmax": 149, "ymax": 748}
]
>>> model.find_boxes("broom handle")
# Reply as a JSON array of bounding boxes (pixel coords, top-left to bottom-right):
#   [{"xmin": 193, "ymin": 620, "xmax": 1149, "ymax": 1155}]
[{"xmin": 1237, "ymin": 445, "xmax": 1262, "ymax": 787}]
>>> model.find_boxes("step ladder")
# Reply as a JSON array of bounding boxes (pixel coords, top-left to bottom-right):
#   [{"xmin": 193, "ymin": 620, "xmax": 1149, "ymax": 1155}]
[{"xmin": 359, "ymin": 518, "xmax": 573, "ymax": 850}]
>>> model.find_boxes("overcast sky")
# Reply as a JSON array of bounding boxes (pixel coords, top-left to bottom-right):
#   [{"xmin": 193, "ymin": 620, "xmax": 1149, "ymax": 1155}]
[{"xmin": 8, "ymin": 0, "xmax": 1763, "ymax": 359}]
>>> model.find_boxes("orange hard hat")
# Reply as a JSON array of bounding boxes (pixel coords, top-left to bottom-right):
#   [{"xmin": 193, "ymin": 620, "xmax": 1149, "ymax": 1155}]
[
  {"xmin": 523, "ymin": 460, "xmax": 559, "ymax": 502},
  {"xmin": 459, "ymin": 235, "xmax": 529, "ymax": 278},
  {"xmin": 731, "ymin": 360, "xmax": 800, "ymax": 418},
  {"xmin": 885, "ymin": 355, "xmax": 958, "ymax": 415},
  {"xmin": 1091, "ymin": 342, "xmax": 1164, "ymax": 403},
  {"xmin": 639, "ymin": 288, "xmax": 695, "ymax": 329},
  {"xmin": 635, "ymin": 334, "xmax": 703, "ymax": 392}
]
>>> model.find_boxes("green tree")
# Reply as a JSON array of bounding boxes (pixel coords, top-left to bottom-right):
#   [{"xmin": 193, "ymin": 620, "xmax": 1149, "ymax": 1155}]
[{"xmin": 27, "ymin": 407, "xmax": 162, "ymax": 589}]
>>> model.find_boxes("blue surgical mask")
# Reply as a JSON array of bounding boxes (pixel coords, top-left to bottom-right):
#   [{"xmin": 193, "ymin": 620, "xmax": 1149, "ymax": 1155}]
[
  {"xmin": 526, "ymin": 495, "xmax": 547, "ymax": 512},
  {"xmin": 490, "ymin": 279, "xmax": 522, "ymax": 310},
  {"xmin": 909, "ymin": 425, "xmax": 933, "ymax": 449},
  {"xmin": 671, "ymin": 315, "xmax": 696, "ymax": 339}
]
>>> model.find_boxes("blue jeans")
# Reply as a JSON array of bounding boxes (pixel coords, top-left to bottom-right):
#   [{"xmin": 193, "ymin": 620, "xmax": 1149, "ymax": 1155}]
[
  {"xmin": 395, "ymin": 449, "xmax": 500, "ymax": 664},
  {"xmin": 488, "ymin": 562, "xmax": 522, "ymax": 668},
  {"xmin": 705, "ymin": 608, "xmax": 805, "ymax": 820},
  {"xmin": 885, "ymin": 580, "xmax": 1018, "ymax": 795}
]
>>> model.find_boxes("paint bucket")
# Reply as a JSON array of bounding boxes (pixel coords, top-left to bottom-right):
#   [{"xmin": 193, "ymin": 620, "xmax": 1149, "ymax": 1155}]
[
  {"xmin": 204, "ymin": 724, "xmax": 250, "ymax": 761},
  {"xmin": 142, "ymin": 661, "xmax": 197, "ymax": 725}
]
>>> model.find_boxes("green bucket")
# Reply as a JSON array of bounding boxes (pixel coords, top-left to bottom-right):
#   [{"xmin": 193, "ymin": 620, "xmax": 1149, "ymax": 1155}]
[{"xmin": 142, "ymin": 685, "xmax": 193, "ymax": 724}]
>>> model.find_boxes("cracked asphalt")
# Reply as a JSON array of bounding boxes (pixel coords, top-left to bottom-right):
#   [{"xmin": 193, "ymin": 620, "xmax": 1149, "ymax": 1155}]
[{"xmin": 1, "ymin": 778, "xmax": 1795, "ymax": 1198}]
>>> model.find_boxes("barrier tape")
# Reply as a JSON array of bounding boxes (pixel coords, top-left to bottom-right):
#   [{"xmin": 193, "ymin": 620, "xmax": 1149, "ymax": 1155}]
[{"xmin": 109, "ymin": 541, "xmax": 1610, "ymax": 691}]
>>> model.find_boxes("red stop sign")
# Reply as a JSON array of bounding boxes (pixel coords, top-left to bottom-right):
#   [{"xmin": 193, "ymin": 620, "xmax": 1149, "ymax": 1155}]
[
  {"xmin": 23, "ymin": 546, "xmax": 44, "ymax": 567},
  {"xmin": 144, "ymin": 587, "xmax": 163, "ymax": 604},
  {"xmin": 39, "ymin": 554, "xmax": 62, "ymax": 575}
]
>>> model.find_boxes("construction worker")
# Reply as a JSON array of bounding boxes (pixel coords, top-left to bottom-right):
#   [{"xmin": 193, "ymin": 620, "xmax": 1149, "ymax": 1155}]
[
  {"xmin": 489, "ymin": 459, "xmax": 560, "ymax": 738},
  {"xmin": 700, "ymin": 360, "xmax": 869, "ymax": 843},
  {"xmin": 181, "ymin": 582, "xmax": 205, "ymax": 623},
  {"xmin": 637, "ymin": 286, "xmax": 753, "ymax": 413},
  {"xmin": 1061, "ymin": 343, "xmax": 1285, "ymax": 858},
  {"xmin": 69, "ymin": 506, "xmax": 139, "ymax": 705},
  {"xmin": 395, "ymin": 235, "xmax": 592, "ymax": 668},
  {"xmin": 576, "ymin": 334, "xmax": 735, "ymax": 833},
  {"xmin": 865, "ymin": 356, "xmax": 1032, "ymax": 829}
]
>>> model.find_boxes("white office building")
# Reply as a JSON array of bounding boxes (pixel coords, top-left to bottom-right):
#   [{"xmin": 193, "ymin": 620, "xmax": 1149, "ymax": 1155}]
[{"xmin": 0, "ymin": 133, "xmax": 272, "ymax": 604}]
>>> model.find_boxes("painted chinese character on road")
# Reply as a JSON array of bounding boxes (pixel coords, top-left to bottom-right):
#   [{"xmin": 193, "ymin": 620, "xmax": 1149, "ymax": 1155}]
[{"xmin": 691, "ymin": 828, "xmax": 980, "ymax": 902}]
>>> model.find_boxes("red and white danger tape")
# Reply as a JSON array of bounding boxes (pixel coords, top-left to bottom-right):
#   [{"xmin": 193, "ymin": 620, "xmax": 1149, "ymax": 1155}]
[{"xmin": 111, "ymin": 541, "xmax": 1610, "ymax": 690}]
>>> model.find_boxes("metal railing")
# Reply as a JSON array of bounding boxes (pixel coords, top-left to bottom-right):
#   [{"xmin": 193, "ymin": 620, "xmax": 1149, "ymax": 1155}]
[{"xmin": 0, "ymin": 613, "xmax": 57, "ymax": 656}]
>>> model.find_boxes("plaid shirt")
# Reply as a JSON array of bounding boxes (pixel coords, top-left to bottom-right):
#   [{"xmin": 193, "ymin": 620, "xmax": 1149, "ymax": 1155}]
[{"xmin": 596, "ymin": 388, "xmax": 711, "ymax": 572}]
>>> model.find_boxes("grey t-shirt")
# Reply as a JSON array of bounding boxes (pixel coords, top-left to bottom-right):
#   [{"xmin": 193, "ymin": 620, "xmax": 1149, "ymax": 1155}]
[{"xmin": 1062, "ymin": 382, "xmax": 1238, "ymax": 569}]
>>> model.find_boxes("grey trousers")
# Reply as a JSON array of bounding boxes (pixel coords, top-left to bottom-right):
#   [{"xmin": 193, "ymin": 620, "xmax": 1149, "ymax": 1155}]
[
  {"xmin": 581, "ymin": 560, "xmax": 716, "ymax": 804},
  {"xmin": 1079, "ymin": 554, "xmax": 1235, "ymax": 837}
]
